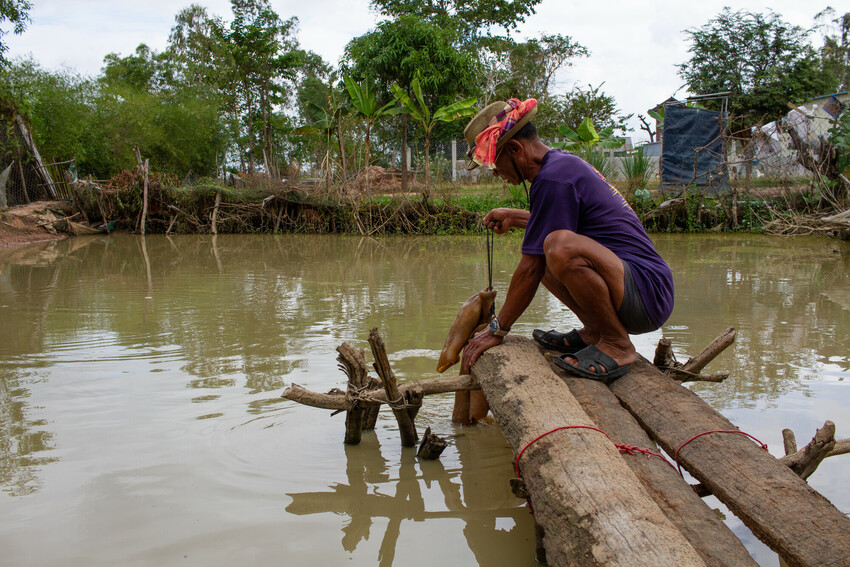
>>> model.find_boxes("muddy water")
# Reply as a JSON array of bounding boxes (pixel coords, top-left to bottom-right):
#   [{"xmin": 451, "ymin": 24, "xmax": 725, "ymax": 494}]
[{"xmin": 1, "ymin": 233, "xmax": 848, "ymax": 566}]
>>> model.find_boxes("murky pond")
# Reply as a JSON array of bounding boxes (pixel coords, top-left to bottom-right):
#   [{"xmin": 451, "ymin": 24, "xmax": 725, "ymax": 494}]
[{"xmin": 1, "ymin": 233, "xmax": 848, "ymax": 566}]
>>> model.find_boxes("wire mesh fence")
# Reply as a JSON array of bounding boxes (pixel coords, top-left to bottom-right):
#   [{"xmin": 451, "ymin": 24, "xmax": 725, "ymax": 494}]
[{"xmin": 1, "ymin": 159, "xmax": 75, "ymax": 206}]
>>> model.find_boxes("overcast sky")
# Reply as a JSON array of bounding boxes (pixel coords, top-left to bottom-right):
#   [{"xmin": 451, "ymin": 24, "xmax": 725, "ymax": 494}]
[{"xmin": 4, "ymin": 0, "xmax": 835, "ymax": 142}]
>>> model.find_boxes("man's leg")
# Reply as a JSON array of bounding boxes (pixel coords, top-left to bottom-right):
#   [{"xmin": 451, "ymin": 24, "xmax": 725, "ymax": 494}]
[{"xmin": 542, "ymin": 229, "xmax": 635, "ymax": 371}]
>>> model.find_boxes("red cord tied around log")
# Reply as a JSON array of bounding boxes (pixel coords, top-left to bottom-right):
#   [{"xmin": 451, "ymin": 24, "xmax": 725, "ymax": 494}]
[
  {"xmin": 674, "ymin": 430, "xmax": 768, "ymax": 476},
  {"xmin": 513, "ymin": 426, "xmax": 769, "ymax": 511},
  {"xmin": 515, "ymin": 426, "xmax": 677, "ymax": 479}
]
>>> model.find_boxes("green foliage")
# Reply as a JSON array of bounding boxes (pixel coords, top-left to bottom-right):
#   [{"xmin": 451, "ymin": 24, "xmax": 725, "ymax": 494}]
[
  {"xmin": 391, "ymin": 75, "xmax": 476, "ymax": 198},
  {"xmin": 678, "ymin": 8, "xmax": 835, "ymax": 127},
  {"xmin": 816, "ymin": 8, "xmax": 850, "ymax": 92},
  {"xmin": 0, "ymin": 0, "xmax": 31, "ymax": 67},
  {"xmin": 343, "ymin": 16, "xmax": 480, "ymax": 107},
  {"xmin": 484, "ymin": 34, "xmax": 589, "ymax": 105},
  {"xmin": 369, "ymin": 0, "xmax": 542, "ymax": 41},
  {"xmin": 540, "ymin": 83, "xmax": 630, "ymax": 137},
  {"xmin": 619, "ymin": 147, "xmax": 654, "ymax": 195},
  {"xmin": 829, "ymin": 109, "xmax": 850, "ymax": 176},
  {"xmin": 553, "ymin": 117, "xmax": 625, "ymax": 150}
]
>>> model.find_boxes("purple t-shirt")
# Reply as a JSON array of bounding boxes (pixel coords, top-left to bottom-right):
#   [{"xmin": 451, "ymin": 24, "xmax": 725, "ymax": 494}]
[{"xmin": 522, "ymin": 150, "xmax": 674, "ymax": 328}]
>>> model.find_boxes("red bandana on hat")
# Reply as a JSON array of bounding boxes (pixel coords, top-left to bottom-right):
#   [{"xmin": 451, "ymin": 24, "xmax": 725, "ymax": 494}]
[{"xmin": 472, "ymin": 98, "xmax": 538, "ymax": 169}]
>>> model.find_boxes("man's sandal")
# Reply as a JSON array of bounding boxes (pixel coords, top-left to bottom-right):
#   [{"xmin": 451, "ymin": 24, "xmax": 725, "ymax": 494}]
[
  {"xmin": 552, "ymin": 345, "xmax": 631, "ymax": 384},
  {"xmin": 532, "ymin": 328, "xmax": 587, "ymax": 354}
]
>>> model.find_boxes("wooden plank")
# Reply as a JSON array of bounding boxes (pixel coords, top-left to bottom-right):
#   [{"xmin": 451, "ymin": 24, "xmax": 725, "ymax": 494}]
[
  {"xmin": 610, "ymin": 358, "xmax": 850, "ymax": 567},
  {"xmin": 546, "ymin": 357, "xmax": 757, "ymax": 567},
  {"xmin": 472, "ymin": 336, "xmax": 706, "ymax": 567}
]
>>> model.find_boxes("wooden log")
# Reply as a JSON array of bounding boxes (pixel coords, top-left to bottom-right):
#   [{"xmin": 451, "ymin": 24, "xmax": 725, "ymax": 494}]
[
  {"xmin": 368, "ymin": 328, "xmax": 417, "ymax": 447},
  {"xmin": 828, "ymin": 438, "xmax": 850, "ymax": 457},
  {"xmin": 338, "ymin": 342, "xmax": 369, "ymax": 445},
  {"xmin": 681, "ymin": 327, "xmax": 735, "ymax": 375},
  {"xmin": 609, "ymin": 358, "xmax": 850, "ymax": 567},
  {"xmin": 778, "ymin": 421, "xmax": 836, "ymax": 480},
  {"xmin": 546, "ymin": 357, "xmax": 757, "ymax": 567},
  {"xmin": 653, "ymin": 337, "xmax": 675, "ymax": 368},
  {"xmin": 472, "ymin": 336, "xmax": 707, "ymax": 567},
  {"xmin": 416, "ymin": 426, "xmax": 447, "ymax": 460},
  {"xmin": 281, "ymin": 374, "xmax": 478, "ymax": 410},
  {"xmin": 782, "ymin": 428, "xmax": 798, "ymax": 456},
  {"xmin": 360, "ymin": 377, "xmax": 381, "ymax": 431}
]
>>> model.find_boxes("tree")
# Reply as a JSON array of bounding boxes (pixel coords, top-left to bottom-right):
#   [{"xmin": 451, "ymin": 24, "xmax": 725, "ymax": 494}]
[
  {"xmin": 678, "ymin": 8, "xmax": 834, "ymax": 129},
  {"xmin": 369, "ymin": 0, "xmax": 542, "ymax": 42},
  {"xmin": 817, "ymin": 8, "xmax": 850, "ymax": 92},
  {"xmin": 343, "ymin": 75, "xmax": 403, "ymax": 189},
  {"xmin": 0, "ymin": 0, "xmax": 31, "ymax": 68},
  {"xmin": 543, "ymin": 83, "xmax": 631, "ymax": 138},
  {"xmin": 101, "ymin": 44, "xmax": 166, "ymax": 92},
  {"xmin": 226, "ymin": 0, "xmax": 303, "ymax": 174},
  {"xmin": 487, "ymin": 34, "xmax": 588, "ymax": 104},
  {"xmin": 391, "ymin": 75, "xmax": 476, "ymax": 200},
  {"xmin": 344, "ymin": 15, "xmax": 480, "ymax": 191}
]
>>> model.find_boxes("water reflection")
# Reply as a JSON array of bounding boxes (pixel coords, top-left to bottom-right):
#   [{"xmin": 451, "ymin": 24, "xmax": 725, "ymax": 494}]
[
  {"xmin": 653, "ymin": 235, "xmax": 850, "ymax": 407},
  {"xmin": 286, "ymin": 428, "xmax": 533, "ymax": 566}
]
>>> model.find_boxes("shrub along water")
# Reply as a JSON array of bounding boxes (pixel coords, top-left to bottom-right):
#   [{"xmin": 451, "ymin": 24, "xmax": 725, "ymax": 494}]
[{"xmin": 66, "ymin": 169, "xmax": 850, "ymax": 238}]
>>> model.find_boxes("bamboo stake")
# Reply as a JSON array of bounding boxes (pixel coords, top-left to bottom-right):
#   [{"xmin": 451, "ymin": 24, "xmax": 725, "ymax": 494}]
[
  {"xmin": 134, "ymin": 147, "xmax": 149, "ymax": 235},
  {"xmin": 211, "ymin": 190, "xmax": 221, "ymax": 235}
]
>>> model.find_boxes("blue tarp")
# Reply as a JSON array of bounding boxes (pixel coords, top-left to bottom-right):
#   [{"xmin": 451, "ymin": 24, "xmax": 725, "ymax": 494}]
[{"xmin": 660, "ymin": 105, "xmax": 728, "ymax": 194}]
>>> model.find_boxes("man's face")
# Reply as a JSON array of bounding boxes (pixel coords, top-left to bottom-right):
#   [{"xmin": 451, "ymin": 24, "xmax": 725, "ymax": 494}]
[{"xmin": 492, "ymin": 141, "xmax": 522, "ymax": 185}]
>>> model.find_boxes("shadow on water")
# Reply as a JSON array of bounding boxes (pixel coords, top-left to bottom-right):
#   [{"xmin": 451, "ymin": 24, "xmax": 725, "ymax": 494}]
[{"xmin": 286, "ymin": 428, "xmax": 533, "ymax": 566}]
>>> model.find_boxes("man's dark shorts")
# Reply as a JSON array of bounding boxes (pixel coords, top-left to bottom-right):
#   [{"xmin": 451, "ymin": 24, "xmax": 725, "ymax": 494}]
[{"xmin": 618, "ymin": 260, "xmax": 657, "ymax": 334}]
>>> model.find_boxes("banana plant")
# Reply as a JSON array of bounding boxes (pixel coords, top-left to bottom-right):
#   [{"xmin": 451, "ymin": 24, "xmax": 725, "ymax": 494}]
[
  {"xmin": 293, "ymin": 88, "xmax": 349, "ymax": 192},
  {"xmin": 554, "ymin": 117, "xmax": 625, "ymax": 150},
  {"xmin": 343, "ymin": 75, "xmax": 404, "ymax": 191},
  {"xmin": 390, "ymin": 75, "xmax": 477, "ymax": 200}
]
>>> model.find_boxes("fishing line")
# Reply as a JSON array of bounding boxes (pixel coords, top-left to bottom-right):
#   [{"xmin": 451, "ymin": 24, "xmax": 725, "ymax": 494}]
[{"xmin": 486, "ymin": 225, "xmax": 496, "ymax": 319}]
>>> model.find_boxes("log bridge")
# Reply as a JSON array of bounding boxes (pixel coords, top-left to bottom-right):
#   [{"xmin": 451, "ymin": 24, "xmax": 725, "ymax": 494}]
[{"xmin": 282, "ymin": 328, "xmax": 850, "ymax": 566}]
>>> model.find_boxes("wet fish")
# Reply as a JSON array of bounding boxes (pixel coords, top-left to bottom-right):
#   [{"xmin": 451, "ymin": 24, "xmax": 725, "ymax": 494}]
[{"xmin": 436, "ymin": 286, "xmax": 497, "ymax": 373}]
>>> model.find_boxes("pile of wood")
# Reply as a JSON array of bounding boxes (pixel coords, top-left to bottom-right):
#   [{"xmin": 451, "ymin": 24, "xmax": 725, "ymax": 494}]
[{"xmin": 282, "ymin": 327, "xmax": 850, "ymax": 566}]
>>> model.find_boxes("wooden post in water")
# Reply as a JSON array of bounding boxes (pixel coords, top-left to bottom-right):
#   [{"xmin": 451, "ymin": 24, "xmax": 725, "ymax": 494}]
[
  {"xmin": 337, "ymin": 342, "xmax": 370, "ymax": 445},
  {"xmin": 368, "ymin": 328, "xmax": 417, "ymax": 447}
]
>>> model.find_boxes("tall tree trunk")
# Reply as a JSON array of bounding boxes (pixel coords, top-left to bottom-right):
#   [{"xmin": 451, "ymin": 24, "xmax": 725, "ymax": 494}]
[
  {"xmin": 246, "ymin": 83, "xmax": 255, "ymax": 174},
  {"xmin": 401, "ymin": 115, "xmax": 408, "ymax": 193}
]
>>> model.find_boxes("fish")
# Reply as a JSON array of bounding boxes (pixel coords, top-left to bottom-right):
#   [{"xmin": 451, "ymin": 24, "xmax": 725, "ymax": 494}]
[{"xmin": 436, "ymin": 286, "xmax": 497, "ymax": 373}]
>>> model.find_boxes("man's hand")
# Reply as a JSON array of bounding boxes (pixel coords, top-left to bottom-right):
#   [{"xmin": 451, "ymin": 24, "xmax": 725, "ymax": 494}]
[
  {"xmin": 461, "ymin": 330, "xmax": 503, "ymax": 374},
  {"xmin": 484, "ymin": 208, "xmax": 530, "ymax": 234}
]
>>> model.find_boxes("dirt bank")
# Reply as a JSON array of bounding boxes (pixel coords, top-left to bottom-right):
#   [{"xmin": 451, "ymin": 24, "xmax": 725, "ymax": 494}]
[{"xmin": 0, "ymin": 202, "xmax": 72, "ymax": 247}]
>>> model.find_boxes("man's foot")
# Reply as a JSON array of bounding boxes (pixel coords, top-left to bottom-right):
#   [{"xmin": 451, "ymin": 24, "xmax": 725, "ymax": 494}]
[
  {"xmin": 553, "ymin": 342, "xmax": 635, "ymax": 384},
  {"xmin": 533, "ymin": 328, "xmax": 595, "ymax": 353}
]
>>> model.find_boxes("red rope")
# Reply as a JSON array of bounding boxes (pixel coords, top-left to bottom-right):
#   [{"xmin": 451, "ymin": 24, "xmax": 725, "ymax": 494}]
[
  {"xmin": 674, "ymin": 430, "xmax": 768, "ymax": 476},
  {"xmin": 514, "ymin": 425, "xmax": 677, "ymax": 481}
]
